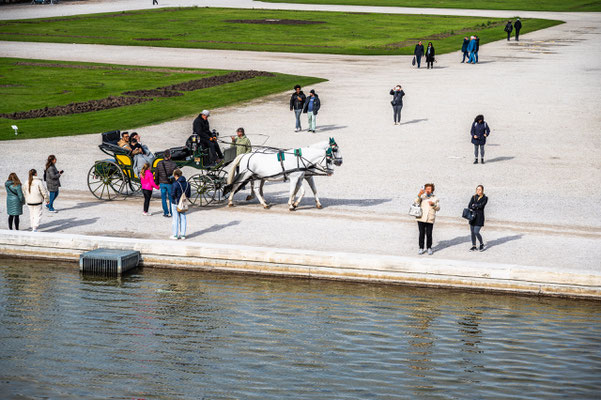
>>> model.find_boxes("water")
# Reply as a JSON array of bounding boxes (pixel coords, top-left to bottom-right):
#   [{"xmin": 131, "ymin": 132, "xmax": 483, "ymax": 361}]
[{"xmin": 1, "ymin": 259, "xmax": 601, "ymax": 400}]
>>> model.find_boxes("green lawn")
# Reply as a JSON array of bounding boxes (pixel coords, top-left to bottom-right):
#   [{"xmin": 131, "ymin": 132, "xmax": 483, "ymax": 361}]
[
  {"xmin": 0, "ymin": 58, "xmax": 325, "ymax": 140},
  {"xmin": 261, "ymin": 0, "xmax": 601, "ymax": 12},
  {"xmin": 0, "ymin": 7, "xmax": 562, "ymax": 56}
]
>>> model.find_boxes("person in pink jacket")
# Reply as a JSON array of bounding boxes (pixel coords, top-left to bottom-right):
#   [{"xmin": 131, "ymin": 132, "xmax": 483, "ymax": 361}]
[{"xmin": 140, "ymin": 162, "xmax": 159, "ymax": 215}]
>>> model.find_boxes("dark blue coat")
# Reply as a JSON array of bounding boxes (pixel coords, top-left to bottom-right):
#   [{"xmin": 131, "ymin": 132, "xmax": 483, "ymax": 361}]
[
  {"xmin": 461, "ymin": 38, "xmax": 469, "ymax": 52},
  {"xmin": 171, "ymin": 176, "xmax": 191, "ymax": 203},
  {"xmin": 302, "ymin": 95, "xmax": 320, "ymax": 115},
  {"xmin": 471, "ymin": 121, "xmax": 490, "ymax": 145},
  {"xmin": 468, "ymin": 195, "xmax": 488, "ymax": 226}
]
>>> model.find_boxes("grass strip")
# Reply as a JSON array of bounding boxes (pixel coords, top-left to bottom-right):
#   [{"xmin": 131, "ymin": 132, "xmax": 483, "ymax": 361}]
[{"xmin": 0, "ymin": 7, "xmax": 563, "ymax": 56}]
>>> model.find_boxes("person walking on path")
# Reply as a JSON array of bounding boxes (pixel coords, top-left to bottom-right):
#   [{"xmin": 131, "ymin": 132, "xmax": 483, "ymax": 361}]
[
  {"xmin": 461, "ymin": 37, "xmax": 469, "ymax": 63},
  {"xmin": 389, "ymin": 85, "xmax": 405, "ymax": 125},
  {"xmin": 303, "ymin": 90, "xmax": 320, "ymax": 133},
  {"xmin": 290, "ymin": 85, "xmax": 306, "ymax": 132},
  {"xmin": 415, "ymin": 183, "xmax": 440, "ymax": 255},
  {"xmin": 44, "ymin": 155, "xmax": 62, "ymax": 213},
  {"xmin": 153, "ymin": 0, "xmax": 158, "ymax": 5},
  {"xmin": 514, "ymin": 18, "xmax": 522, "ymax": 41},
  {"xmin": 504, "ymin": 21, "xmax": 513, "ymax": 41},
  {"xmin": 467, "ymin": 185, "xmax": 488, "ymax": 252},
  {"xmin": 141, "ymin": 163, "xmax": 159, "ymax": 216},
  {"xmin": 155, "ymin": 149, "xmax": 177, "ymax": 218},
  {"xmin": 170, "ymin": 169, "xmax": 191, "ymax": 240},
  {"xmin": 5, "ymin": 173, "xmax": 24, "ymax": 231},
  {"xmin": 231, "ymin": 127, "xmax": 252, "ymax": 156},
  {"xmin": 474, "ymin": 35, "xmax": 480, "ymax": 63},
  {"xmin": 471, "ymin": 114, "xmax": 491, "ymax": 164},
  {"xmin": 466, "ymin": 36, "xmax": 476, "ymax": 63},
  {"xmin": 23, "ymin": 169, "xmax": 49, "ymax": 232},
  {"xmin": 414, "ymin": 41, "xmax": 424, "ymax": 68},
  {"xmin": 425, "ymin": 42, "xmax": 436, "ymax": 69}
]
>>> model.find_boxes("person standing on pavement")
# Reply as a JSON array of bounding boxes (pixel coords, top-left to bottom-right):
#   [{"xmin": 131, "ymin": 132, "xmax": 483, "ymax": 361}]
[
  {"xmin": 425, "ymin": 42, "xmax": 436, "ymax": 69},
  {"xmin": 5, "ymin": 173, "xmax": 24, "ymax": 231},
  {"xmin": 467, "ymin": 36, "xmax": 476, "ymax": 63},
  {"xmin": 23, "ymin": 169, "xmax": 49, "ymax": 232},
  {"xmin": 504, "ymin": 20, "xmax": 513, "ymax": 41},
  {"xmin": 415, "ymin": 183, "xmax": 440, "ymax": 255},
  {"xmin": 389, "ymin": 85, "xmax": 405, "ymax": 125},
  {"xmin": 474, "ymin": 35, "xmax": 480, "ymax": 63},
  {"xmin": 44, "ymin": 155, "xmax": 62, "ymax": 213},
  {"xmin": 471, "ymin": 114, "xmax": 491, "ymax": 164},
  {"xmin": 303, "ymin": 89, "xmax": 320, "ymax": 133},
  {"xmin": 290, "ymin": 85, "xmax": 306, "ymax": 132},
  {"xmin": 155, "ymin": 149, "xmax": 177, "ymax": 217},
  {"xmin": 514, "ymin": 18, "xmax": 522, "ymax": 41},
  {"xmin": 170, "ymin": 169, "xmax": 191, "ymax": 240},
  {"xmin": 467, "ymin": 185, "xmax": 488, "ymax": 252},
  {"xmin": 414, "ymin": 41, "xmax": 425, "ymax": 68},
  {"xmin": 140, "ymin": 162, "xmax": 159, "ymax": 216},
  {"xmin": 461, "ymin": 37, "xmax": 469, "ymax": 63},
  {"xmin": 231, "ymin": 127, "xmax": 252, "ymax": 156}
]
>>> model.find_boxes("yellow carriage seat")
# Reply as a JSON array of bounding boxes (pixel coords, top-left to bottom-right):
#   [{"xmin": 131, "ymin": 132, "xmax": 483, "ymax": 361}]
[{"xmin": 115, "ymin": 154, "xmax": 136, "ymax": 178}]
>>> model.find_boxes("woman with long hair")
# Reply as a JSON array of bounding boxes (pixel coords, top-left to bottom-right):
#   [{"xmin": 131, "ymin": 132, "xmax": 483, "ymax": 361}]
[
  {"xmin": 23, "ymin": 169, "xmax": 49, "ymax": 232},
  {"xmin": 44, "ymin": 154, "xmax": 63, "ymax": 212},
  {"xmin": 140, "ymin": 162, "xmax": 159, "ymax": 216},
  {"xmin": 468, "ymin": 185, "xmax": 488, "ymax": 251},
  {"xmin": 425, "ymin": 42, "xmax": 436, "ymax": 69},
  {"xmin": 5, "ymin": 173, "xmax": 24, "ymax": 230}
]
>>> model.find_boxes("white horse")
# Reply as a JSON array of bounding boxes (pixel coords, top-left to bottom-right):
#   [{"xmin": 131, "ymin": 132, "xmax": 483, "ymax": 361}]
[{"xmin": 225, "ymin": 138, "xmax": 343, "ymax": 210}]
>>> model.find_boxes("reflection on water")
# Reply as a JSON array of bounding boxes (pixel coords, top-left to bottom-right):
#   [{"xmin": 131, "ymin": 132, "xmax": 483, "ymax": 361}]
[{"xmin": 1, "ymin": 258, "xmax": 601, "ymax": 399}]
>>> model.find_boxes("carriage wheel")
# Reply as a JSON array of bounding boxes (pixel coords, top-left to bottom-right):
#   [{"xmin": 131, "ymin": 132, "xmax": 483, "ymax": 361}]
[
  {"xmin": 120, "ymin": 175, "xmax": 141, "ymax": 197},
  {"xmin": 188, "ymin": 174, "xmax": 217, "ymax": 207},
  {"xmin": 87, "ymin": 161, "xmax": 126, "ymax": 200}
]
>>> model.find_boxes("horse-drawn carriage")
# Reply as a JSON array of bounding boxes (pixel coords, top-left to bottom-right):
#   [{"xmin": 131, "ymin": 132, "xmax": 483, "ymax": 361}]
[{"xmin": 87, "ymin": 130, "xmax": 236, "ymax": 206}]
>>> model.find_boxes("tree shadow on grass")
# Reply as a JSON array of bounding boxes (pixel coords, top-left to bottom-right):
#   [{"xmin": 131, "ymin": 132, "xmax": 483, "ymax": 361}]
[
  {"xmin": 39, "ymin": 217, "xmax": 99, "ymax": 232},
  {"xmin": 186, "ymin": 220, "xmax": 241, "ymax": 239}
]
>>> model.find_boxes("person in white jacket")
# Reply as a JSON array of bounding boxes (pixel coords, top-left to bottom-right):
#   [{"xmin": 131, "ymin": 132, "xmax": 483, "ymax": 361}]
[{"xmin": 23, "ymin": 169, "xmax": 49, "ymax": 232}]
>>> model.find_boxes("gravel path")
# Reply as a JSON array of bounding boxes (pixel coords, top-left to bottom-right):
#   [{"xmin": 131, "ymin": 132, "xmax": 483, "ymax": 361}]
[{"xmin": 1, "ymin": 1, "xmax": 600, "ymax": 270}]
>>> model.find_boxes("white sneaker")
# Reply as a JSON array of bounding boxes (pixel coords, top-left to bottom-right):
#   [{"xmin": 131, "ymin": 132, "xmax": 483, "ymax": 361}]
[
  {"xmin": 180, "ymin": 236, "xmax": 186, "ymax": 240},
  {"xmin": 169, "ymin": 235, "xmax": 178, "ymax": 240},
  {"xmin": 418, "ymin": 248, "xmax": 425, "ymax": 255},
  {"xmin": 427, "ymin": 248, "xmax": 433, "ymax": 255},
  {"xmin": 143, "ymin": 212, "xmax": 148, "ymax": 216}
]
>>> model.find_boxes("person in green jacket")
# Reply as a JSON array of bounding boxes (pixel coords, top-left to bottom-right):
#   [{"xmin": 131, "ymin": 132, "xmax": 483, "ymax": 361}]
[
  {"xmin": 5, "ymin": 173, "xmax": 25, "ymax": 230},
  {"xmin": 230, "ymin": 127, "xmax": 252, "ymax": 157}
]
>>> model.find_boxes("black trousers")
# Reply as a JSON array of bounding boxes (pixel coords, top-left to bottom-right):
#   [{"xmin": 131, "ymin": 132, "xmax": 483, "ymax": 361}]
[
  {"xmin": 143, "ymin": 189, "xmax": 152, "ymax": 213},
  {"xmin": 427, "ymin": 61, "xmax": 433, "ymax": 69},
  {"xmin": 417, "ymin": 221, "xmax": 433, "ymax": 249},
  {"xmin": 507, "ymin": 32, "xmax": 511, "ymax": 41},
  {"xmin": 515, "ymin": 29, "xmax": 520, "ymax": 40},
  {"xmin": 198, "ymin": 137, "xmax": 223, "ymax": 163},
  {"xmin": 8, "ymin": 215, "xmax": 20, "ymax": 230}
]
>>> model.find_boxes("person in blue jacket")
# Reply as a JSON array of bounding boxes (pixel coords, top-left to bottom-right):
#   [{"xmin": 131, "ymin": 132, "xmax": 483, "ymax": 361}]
[
  {"xmin": 467, "ymin": 36, "xmax": 477, "ymax": 64},
  {"xmin": 461, "ymin": 37, "xmax": 469, "ymax": 63},
  {"xmin": 170, "ymin": 169, "xmax": 192, "ymax": 240},
  {"xmin": 470, "ymin": 114, "xmax": 491, "ymax": 164}
]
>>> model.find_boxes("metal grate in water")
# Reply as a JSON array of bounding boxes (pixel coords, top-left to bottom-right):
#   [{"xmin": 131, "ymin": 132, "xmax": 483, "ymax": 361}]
[{"xmin": 80, "ymin": 249, "xmax": 140, "ymax": 275}]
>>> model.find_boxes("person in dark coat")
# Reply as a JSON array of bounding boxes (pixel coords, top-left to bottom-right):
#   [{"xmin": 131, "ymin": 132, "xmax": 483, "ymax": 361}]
[
  {"xmin": 425, "ymin": 42, "xmax": 435, "ymax": 69},
  {"xmin": 514, "ymin": 18, "xmax": 522, "ymax": 41},
  {"xmin": 290, "ymin": 84, "xmax": 306, "ymax": 132},
  {"xmin": 413, "ymin": 41, "xmax": 424, "ymax": 68},
  {"xmin": 504, "ymin": 21, "xmax": 513, "ymax": 41},
  {"xmin": 389, "ymin": 85, "xmax": 405, "ymax": 125},
  {"xmin": 44, "ymin": 154, "xmax": 62, "ymax": 212},
  {"xmin": 461, "ymin": 37, "xmax": 469, "ymax": 63},
  {"xmin": 470, "ymin": 114, "xmax": 491, "ymax": 164},
  {"xmin": 5, "ymin": 173, "xmax": 24, "ymax": 230},
  {"xmin": 474, "ymin": 35, "xmax": 480, "ymax": 63},
  {"xmin": 468, "ymin": 185, "xmax": 488, "ymax": 251},
  {"xmin": 302, "ymin": 90, "xmax": 321, "ymax": 133},
  {"xmin": 155, "ymin": 149, "xmax": 178, "ymax": 217},
  {"xmin": 192, "ymin": 109, "xmax": 223, "ymax": 165}
]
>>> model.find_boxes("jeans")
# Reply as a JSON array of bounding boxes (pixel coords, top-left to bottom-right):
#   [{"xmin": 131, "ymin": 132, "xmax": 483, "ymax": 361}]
[
  {"xmin": 160, "ymin": 183, "xmax": 172, "ymax": 215},
  {"xmin": 474, "ymin": 144, "xmax": 485, "ymax": 158},
  {"xmin": 393, "ymin": 105, "xmax": 403, "ymax": 123},
  {"xmin": 417, "ymin": 221, "xmax": 433, "ymax": 249},
  {"xmin": 294, "ymin": 109, "xmax": 302, "ymax": 130},
  {"xmin": 468, "ymin": 52, "xmax": 476, "ymax": 63},
  {"xmin": 171, "ymin": 204, "xmax": 187, "ymax": 237},
  {"xmin": 308, "ymin": 111, "xmax": 316, "ymax": 131},
  {"xmin": 462, "ymin": 51, "xmax": 469, "ymax": 62},
  {"xmin": 470, "ymin": 224, "xmax": 483, "ymax": 246},
  {"xmin": 48, "ymin": 189, "xmax": 59, "ymax": 211},
  {"xmin": 143, "ymin": 189, "xmax": 152, "ymax": 213},
  {"xmin": 415, "ymin": 55, "xmax": 422, "ymax": 68}
]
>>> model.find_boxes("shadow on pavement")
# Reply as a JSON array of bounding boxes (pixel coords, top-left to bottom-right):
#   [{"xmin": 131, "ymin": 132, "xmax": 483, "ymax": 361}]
[
  {"xmin": 486, "ymin": 234, "xmax": 523, "ymax": 249},
  {"xmin": 432, "ymin": 235, "xmax": 471, "ymax": 252},
  {"xmin": 315, "ymin": 124, "xmax": 347, "ymax": 132},
  {"xmin": 401, "ymin": 118, "xmax": 428, "ymax": 125},
  {"xmin": 186, "ymin": 220, "xmax": 241, "ymax": 239},
  {"xmin": 485, "ymin": 156, "xmax": 515, "ymax": 163},
  {"xmin": 58, "ymin": 201, "xmax": 103, "ymax": 212},
  {"xmin": 40, "ymin": 217, "xmax": 99, "ymax": 232}
]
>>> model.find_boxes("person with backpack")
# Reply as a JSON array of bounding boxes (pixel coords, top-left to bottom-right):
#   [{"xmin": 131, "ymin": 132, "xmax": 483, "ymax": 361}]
[
  {"xmin": 471, "ymin": 114, "xmax": 491, "ymax": 164},
  {"xmin": 170, "ymin": 169, "xmax": 191, "ymax": 240},
  {"xmin": 504, "ymin": 21, "xmax": 513, "ymax": 41},
  {"xmin": 155, "ymin": 149, "xmax": 177, "ymax": 217},
  {"xmin": 467, "ymin": 185, "xmax": 488, "ymax": 252},
  {"xmin": 23, "ymin": 169, "xmax": 49, "ymax": 232},
  {"xmin": 140, "ymin": 163, "xmax": 159, "ymax": 216},
  {"xmin": 44, "ymin": 154, "xmax": 62, "ymax": 213},
  {"xmin": 5, "ymin": 173, "xmax": 25, "ymax": 230}
]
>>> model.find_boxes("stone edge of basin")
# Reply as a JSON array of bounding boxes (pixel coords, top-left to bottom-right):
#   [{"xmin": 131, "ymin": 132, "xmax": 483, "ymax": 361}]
[{"xmin": 0, "ymin": 230, "xmax": 600, "ymax": 299}]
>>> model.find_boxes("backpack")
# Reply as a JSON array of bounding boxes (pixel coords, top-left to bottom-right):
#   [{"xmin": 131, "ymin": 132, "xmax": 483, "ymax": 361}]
[{"xmin": 176, "ymin": 181, "xmax": 189, "ymax": 213}]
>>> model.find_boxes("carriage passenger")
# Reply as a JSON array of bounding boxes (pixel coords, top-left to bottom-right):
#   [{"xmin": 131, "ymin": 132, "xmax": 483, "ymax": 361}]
[
  {"xmin": 231, "ymin": 127, "xmax": 252, "ymax": 157},
  {"xmin": 129, "ymin": 132, "xmax": 155, "ymax": 177},
  {"xmin": 117, "ymin": 131, "xmax": 131, "ymax": 150}
]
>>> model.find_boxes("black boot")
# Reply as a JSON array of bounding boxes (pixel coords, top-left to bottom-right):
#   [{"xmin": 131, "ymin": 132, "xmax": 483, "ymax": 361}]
[
  {"xmin": 481, "ymin": 158, "xmax": 485, "ymax": 164},
  {"xmin": 473, "ymin": 159, "xmax": 478, "ymax": 164}
]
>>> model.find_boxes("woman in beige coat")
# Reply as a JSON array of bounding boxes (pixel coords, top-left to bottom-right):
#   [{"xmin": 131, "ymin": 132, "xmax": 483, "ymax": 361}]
[
  {"xmin": 23, "ymin": 169, "xmax": 49, "ymax": 232},
  {"xmin": 415, "ymin": 183, "xmax": 440, "ymax": 255}
]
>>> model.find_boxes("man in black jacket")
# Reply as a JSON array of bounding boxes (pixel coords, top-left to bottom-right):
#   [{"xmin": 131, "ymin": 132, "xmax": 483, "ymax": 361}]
[
  {"xmin": 290, "ymin": 85, "xmax": 306, "ymax": 132},
  {"xmin": 155, "ymin": 149, "xmax": 178, "ymax": 217},
  {"xmin": 504, "ymin": 21, "xmax": 513, "ymax": 41},
  {"xmin": 414, "ymin": 41, "xmax": 424, "ymax": 68},
  {"xmin": 514, "ymin": 18, "xmax": 522, "ymax": 41},
  {"xmin": 192, "ymin": 109, "xmax": 223, "ymax": 165}
]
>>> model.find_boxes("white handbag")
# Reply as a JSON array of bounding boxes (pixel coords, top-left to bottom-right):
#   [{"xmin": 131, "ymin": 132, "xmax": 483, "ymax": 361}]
[{"xmin": 409, "ymin": 203, "xmax": 422, "ymax": 218}]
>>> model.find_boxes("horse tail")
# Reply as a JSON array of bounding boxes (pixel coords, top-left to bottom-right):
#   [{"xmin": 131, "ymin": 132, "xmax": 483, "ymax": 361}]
[{"xmin": 227, "ymin": 154, "xmax": 246, "ymax": 185}]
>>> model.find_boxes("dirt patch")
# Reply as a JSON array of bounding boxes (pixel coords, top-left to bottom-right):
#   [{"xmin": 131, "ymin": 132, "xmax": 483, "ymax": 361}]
[
  {"xmin": 14, "ymin": 61, "xmax": 209, "ymax": 75},
  {"xmin": 133, "ymin": 38, "xmax": 170, "ymax": 42},
  {"xmin": 225, "ymin": 19, "xmax": 326, "ymax": 25},
  {"xmin": 0, "ymin": 96, "xmax": 152, "ymax": 120},
  {"xmin": 159, "ymin": 70, "xmax": 275, "ymax": 92},
  {"xmin": 122, "ymin": 89, "xmax": 182, "ymax": 98}
]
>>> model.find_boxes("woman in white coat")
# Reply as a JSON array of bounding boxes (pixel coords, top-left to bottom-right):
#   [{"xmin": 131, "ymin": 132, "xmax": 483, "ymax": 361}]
[{"xmin": 23, "ymin": 169, "xmax": 49, "ymax": 232}]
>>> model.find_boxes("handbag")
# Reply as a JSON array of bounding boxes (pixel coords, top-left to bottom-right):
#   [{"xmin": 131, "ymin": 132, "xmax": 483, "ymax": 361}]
[
  {"xmin": 408, "ymin": 203, "xmax": 422, "ymax": 218},
  {"xmin": 462, "ymin": 208, "xmax": 475, "ymax": 221},
  {"xmin": 412, "ymin": 56, "xmax": 416, "ymax": 66},
  {"xmin": 176, "ymin": 181, "xmax": 189, "ymax": 213}
]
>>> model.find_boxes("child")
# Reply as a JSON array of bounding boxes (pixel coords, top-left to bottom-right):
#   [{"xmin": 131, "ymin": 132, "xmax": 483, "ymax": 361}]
[{"xmin": 140, "ymin": 163, "xmax": 159, "ymax": 215}]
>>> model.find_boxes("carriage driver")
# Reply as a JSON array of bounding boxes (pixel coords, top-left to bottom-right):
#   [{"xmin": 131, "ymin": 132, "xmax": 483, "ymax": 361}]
[{"xmin": 191, "ymin": 110, "xmax": 223, "ymax": 166}]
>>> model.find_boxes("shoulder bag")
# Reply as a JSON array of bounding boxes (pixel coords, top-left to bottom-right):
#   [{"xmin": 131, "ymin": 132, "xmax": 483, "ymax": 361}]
[
  {"xmin": 462, "ymin": 196, "xmax": 476, "ymax": 221},
  {"xmin": 176, "ymin": 181, "xmax": 189, "ymax": 213}
]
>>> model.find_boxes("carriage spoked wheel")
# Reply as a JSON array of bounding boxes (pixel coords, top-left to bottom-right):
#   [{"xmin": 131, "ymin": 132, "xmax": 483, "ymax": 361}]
[
  {"xmin": 119, "ymin": 173, "xmax": 141, "ymax": 197},
  {"xmin": 188, "ymin": 174, "xmax": 217, "ymax": 207},
  {"xmin": 87, "ymin": 161, "xmax": 126, "ymax": 200}
]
